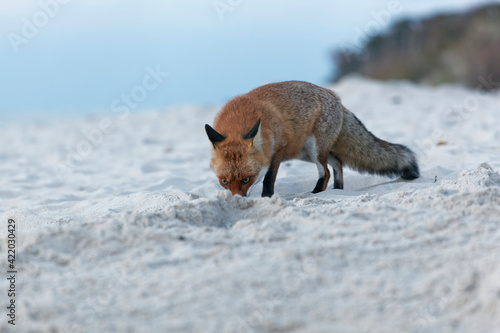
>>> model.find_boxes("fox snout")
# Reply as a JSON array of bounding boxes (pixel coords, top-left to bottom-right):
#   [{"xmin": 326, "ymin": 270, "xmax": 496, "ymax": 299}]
[
  {"xmin": 218, "ymin": 175, "xmax": 258, "ymax": 197},
  {"xmin": 228, "ymin": 181, "xmax": 251, "ymax": 197},
  {"xmin": 232, "ymin": 190, "xmax": 247, "ymax": 196}
]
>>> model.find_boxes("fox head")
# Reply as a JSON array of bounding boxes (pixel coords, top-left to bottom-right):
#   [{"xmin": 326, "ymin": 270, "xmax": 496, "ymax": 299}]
[{"xmin": 205, "ymin": 118, "xmax": 266, "ymax": 197}]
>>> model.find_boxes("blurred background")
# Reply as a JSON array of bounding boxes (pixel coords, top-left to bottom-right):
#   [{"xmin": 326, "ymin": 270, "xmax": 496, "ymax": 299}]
[{"xmin": 1, "ymin": 0, "xmax": 499, "ymax": 124}]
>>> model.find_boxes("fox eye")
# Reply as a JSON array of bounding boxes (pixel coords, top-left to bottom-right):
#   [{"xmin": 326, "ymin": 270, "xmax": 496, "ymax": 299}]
[
  {"xmin": 220, "ymin": 179, "xmax": 229, "ymax": 186},
  {"xmin": 242, "ymin": 177, "xmax": 251, "ymax": 184}
]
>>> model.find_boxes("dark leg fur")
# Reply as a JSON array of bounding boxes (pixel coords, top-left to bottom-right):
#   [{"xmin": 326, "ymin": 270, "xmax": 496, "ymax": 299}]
[
  {"xmin": 329, "ymin": 155, "xmax": 344, "ymax": 189},
  {"xmin": 333, "ymin": 178, "xmax": 343, "ymax": 189},
  {"xmin": 312, "ymin": 156, "xmax": 330, "ymax": 194},
  {"xmin": 261, "ymin": 158, "xmax": 282, "ymax": 197},
  {"xmin": 312, "ymin": 177, "xmax": 326, "ymax": 193},
  {"xmin": 262, "ymin": 169, "xmax": 275, "ymax": 197}
]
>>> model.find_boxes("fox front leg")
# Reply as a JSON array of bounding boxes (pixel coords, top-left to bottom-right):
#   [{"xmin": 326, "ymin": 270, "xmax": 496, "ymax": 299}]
[{"xmin": 262, "ymin": 156, "xmax": 282, "ymax": 197}]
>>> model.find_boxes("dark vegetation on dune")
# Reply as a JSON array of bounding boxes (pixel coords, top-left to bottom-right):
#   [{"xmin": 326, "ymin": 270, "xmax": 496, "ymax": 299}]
[{"xmin": 332, "ymin": 4, "xmax": 500, "ymax": 90}]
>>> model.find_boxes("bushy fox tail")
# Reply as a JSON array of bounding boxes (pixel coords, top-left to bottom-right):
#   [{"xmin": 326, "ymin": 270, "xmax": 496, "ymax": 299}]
[{"xmin": 332, "ymin": 108, "xmax": 420, "ymax": 180}]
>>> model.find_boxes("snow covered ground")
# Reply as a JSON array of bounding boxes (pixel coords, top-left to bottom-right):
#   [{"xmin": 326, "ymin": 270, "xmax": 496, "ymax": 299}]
[{"xmin": 1, "ymin": 77, "xmax": 499, "ymax": 332}]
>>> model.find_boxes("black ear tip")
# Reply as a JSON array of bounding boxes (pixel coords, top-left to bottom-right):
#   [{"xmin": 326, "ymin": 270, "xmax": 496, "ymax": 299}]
[
  {"xmin": 243, "ymin": 118, "xmax": 262, "ymax": 140},
  {"xmin": 205, "ymin": 124, "xmax": 226, "ymax": 144},
  {"xmin": 205, "ymin": 124, "xmax": 215, "ymax": 135}
]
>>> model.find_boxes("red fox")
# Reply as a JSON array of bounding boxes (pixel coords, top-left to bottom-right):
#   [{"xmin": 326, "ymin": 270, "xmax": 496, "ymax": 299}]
[{"xmin": 205, "ymin": 81, "xmax": 419, "ymax": 197}]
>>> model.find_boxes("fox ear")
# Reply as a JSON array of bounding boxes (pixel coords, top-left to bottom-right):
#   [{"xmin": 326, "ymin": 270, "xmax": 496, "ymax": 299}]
[
  {"xmin": 243, "ymin": 118, "xmax": 261, "ymax": 141},
  {"xmin": 205, "ymin": 124, "xmax": 226, "ymax": 148}
]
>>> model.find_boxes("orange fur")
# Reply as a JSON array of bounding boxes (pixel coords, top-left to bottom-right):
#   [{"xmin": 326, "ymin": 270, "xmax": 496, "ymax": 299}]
[{"xmin": 206, "ymin": 81, "xmax": 419, "ymax": 197}]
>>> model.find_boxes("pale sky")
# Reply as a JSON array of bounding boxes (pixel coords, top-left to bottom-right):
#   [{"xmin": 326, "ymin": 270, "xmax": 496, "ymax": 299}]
[{"xmin": 1, "ymin": 0, "xmax": 498, "ymax": 123}]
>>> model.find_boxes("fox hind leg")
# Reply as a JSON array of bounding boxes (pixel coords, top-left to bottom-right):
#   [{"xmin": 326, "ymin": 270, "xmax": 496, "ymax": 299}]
[
  {"xmin": 312, "ymin": 154, "xmax": 331, "ymax": 194},
  {"xmin": 302, "ymin": 135, "xmax": 330, "ymax": 194},
  {"xmin": 328, "ymin": 155, "xmax": 343, "ymax": 189}
]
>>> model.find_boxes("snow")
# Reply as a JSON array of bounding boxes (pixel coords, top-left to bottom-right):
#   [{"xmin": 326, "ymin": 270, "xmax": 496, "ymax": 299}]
[{"xmin": 1, "ymin": 77, "xmax": 500, "ymax": 332}]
